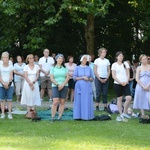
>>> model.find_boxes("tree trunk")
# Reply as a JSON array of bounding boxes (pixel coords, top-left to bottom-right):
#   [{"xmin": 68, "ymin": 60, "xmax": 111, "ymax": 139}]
[{"xmin": 85, "ymin": 14, "xmax": 94, "ymax": 55}]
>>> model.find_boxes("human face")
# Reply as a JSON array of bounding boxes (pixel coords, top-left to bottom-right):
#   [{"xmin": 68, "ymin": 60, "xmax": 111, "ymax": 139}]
[
  {"xmin": 148, "ymin": 56, "xmax": 150, "ymax": 64},
  {"xmin": 56, "ymin": 56, "xmax": 63, "ymax": 65},
  {"xmin": 117, "ymin": 54, "xmax": 124, "ymax": 62},
  {"xmin": 81, "ymin": 57, "xmax": 87, "ymax": 65},
  {"xmin": 2, "ymin": 56, "xmax": 9, "ymax": 64},
  {"xmin": 100, "ymin": 50, "xmax": 107, "ymax": 58},
  {"xmin": 69, "ymin": 57, "xmax": 74, "ymax": 63},
  {"xmin": 17, "ymin": 56, "xmax": 22, "ymax": 63},
  {"xmin": 43, "ymin": 49, "xmax": 49, "ymax": 57},
  {"xmin": 28, "ymin": 56, "xmax": 34, "ymax": 63},
  {"xmin": 141, "ymin": 56, "xmax": 148, "ymax": 65}
]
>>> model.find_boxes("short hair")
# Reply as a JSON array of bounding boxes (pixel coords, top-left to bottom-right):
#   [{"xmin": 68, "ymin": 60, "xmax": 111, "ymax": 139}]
[
  {"xmin": 1, "ymin": 51, "xmax": 9, "ymax": 59},
  {"xmin": 98, "ymin": 47, "xmax": 107, "ymax": 54},
  {"xmin": 26, "ymin": 54, "xmax": 34, "ymax": 63},
  {"xmin": 139, "ymin": 54, "xmax": 147, "ymax": 62}
]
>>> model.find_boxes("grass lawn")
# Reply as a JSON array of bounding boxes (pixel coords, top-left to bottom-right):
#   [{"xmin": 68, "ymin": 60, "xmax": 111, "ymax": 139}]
[{"xmin": 0, "ymin": 89, "xmax": 150, "ymax": 150}]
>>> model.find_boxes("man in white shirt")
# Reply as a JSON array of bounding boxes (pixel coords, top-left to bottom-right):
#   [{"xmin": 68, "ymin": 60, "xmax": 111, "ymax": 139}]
[{"xmin": 39, "ymin": 49, "xmax": 54, "ymax": 101}]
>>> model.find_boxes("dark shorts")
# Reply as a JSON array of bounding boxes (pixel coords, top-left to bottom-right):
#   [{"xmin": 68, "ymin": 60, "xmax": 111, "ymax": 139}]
[
  {"xmin": 52, "ymin": 86, "xmax": 68, "ymax": 99},
  {"xmin": 40, "ymin": 76, "xmax": 52, "ymax": 89},
  {"xmin": 113, "ymin": 84, "xmax": 131, "ymax": 97},
  {"xmin": 68, "ymin": 79, "xmax": 75, "ymax": 89}
]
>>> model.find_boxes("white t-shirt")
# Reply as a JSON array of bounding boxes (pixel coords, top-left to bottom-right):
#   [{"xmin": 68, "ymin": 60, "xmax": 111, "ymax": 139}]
[
  {"xmin": 14, "ymin": 63, "xmax": 26, "ymax": 82},
  {"xmin": 0, "ymin": 60, "xmax": 13, "ymax": 66},
  {"xmin": 111, "ymin": 62, "xmax": 129, "ymax": 84},
  {"xmin": 0, "ymin": 64, "xmax": 14, "ymax": 87},
  {"xmin": 65, "ymin": 63, "xmax": 76, "ymax": 78},
  {"xmin": 94, "ymin": 58, "xmax": 110, "ymax": 78},
  {"xmin": 39, "ymin": 56, "xmax": 54, "ymax": 76}
]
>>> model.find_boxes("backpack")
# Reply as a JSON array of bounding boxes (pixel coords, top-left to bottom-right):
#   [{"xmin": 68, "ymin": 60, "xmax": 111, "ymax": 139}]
[
  {"xmin": 93, "ymin": 114, "xmax": 111, "ymax": 121},
  {"xmin": 139, "ymin": 115, "xmax": 150, "ymax": 124},
  {"xmin": 107, "ymin": 98, "xmax": 124, "ymax": 114}
]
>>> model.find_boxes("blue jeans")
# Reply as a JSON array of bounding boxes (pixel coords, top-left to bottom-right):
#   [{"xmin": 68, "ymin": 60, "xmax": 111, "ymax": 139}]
[
  {"xmin": 129, "ymin": 80, "xmax": 133, "ymax": 96},
  {"xmin": 95, "ymin": 77, "xmax": 109, "ymax": 104},
  {"xmin": 0, "ymin": 86, "xmax": 14, "ymax": 101}
]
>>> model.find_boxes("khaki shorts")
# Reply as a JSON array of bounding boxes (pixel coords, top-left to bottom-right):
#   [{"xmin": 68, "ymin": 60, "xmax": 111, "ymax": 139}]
[
  {"xmin": 40, "ymin": 76, "xmax": 52, "ymax": 89},
  {"xmin": 15, "ymin": 81, "xmax": 24, "ymax": 95}
]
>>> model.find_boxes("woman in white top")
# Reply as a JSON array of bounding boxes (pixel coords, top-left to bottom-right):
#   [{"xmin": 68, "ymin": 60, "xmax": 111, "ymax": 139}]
[
  {"xmin": 94, "ymin": 48, "xmax": 110, "ymax": 111},
  {"xmin": 111, "ymin": 51, "xmax": 132, "ymax": 120},
  {"xmin": 14, "ymin": 56, "xmax": 26, "ymax": 102},
  {"xmin": 21, "ymin": 54, "xmax": 41, "ymax": 112},
  {"xmin": 65, "ymin": 56, "xmax": 76, "ymax": 102},
  {"xmin": 0, "ymin": 52, "xmax": 14, "ymax": 119}
]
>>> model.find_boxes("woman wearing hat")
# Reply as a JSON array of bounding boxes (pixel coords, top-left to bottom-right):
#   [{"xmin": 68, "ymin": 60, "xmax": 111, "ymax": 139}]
[
  {"xmin": 50, "ymin": 54, "xmax": 69, "ymax": 121},
  {"xmin": 73, "ymin": 54, "xmax": 94, "ymax": 120}
]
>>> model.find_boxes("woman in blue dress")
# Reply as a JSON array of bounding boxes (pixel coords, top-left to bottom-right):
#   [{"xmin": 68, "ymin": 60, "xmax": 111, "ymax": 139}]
[{"xmin": 73, "ymin": 55, "xmax": 94, "ymax": 120}]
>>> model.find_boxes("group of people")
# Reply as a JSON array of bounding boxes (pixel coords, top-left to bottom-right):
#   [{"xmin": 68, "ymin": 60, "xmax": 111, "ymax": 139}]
[{"xmin": 0, "ymin": 48, "xmax": 149, "ymax": 122}]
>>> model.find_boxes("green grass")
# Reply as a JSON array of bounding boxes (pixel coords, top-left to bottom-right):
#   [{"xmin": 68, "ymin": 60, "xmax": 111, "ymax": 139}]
[
  {"xmin": 0, "ymin": 112, "xmax": 150, "ymax": 150},
  {"xmin": 1, "ymin": 89, "xmax": 149, "ymax": 150}
]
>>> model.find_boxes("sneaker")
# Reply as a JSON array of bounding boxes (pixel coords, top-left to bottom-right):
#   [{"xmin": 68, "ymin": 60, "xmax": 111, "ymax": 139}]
[
  {"xmin": 8, "ymin": 113, "xmax": 13, "ymax": 119},
  {"xmin": 121, "ymin": 113, "xmax": 131, "ymax": 119},
  {"xmin": 51, "ymin": 117, "xmax": 55, "ymax": 122},
  {"xmin": 1, "ymin": 113, "xmax": 5, "ymax": 119},
  {"xmin": 49, "ymin": 99, "xmax": 52, "ymax": 102},
  {"xmin": 96, "ymin": 106, "xmax": 99, "ymax": 111},
  {"xmin": 116, "ymin": 116, "xmax": 122, "ymax": 122},
  {"xmin": 57, "ymin": 117, "xmax": 62, "ymax": 121},
  {"xmin": 132, "ymin": 113, "xmax": 139, "ymax": 118}
]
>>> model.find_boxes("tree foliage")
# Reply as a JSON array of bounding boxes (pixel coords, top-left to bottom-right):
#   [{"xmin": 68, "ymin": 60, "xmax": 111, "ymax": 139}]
[{"xmin": 0, "ymin": 0, "xmax": 150, "ymax": 60}]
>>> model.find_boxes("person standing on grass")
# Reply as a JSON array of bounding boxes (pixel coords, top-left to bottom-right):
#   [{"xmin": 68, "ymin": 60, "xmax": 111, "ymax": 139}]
[
  {"xmin": 126, "ymin": 60, "xmax": 135, "ymax": 97},
  {"xmin": 111, "ymin": 51, "xmax": 132, "ymax": 120},
  {"xmin": 50, "ymin": 54, "xmax": 69, "ymax": 121},
  {"xmin": 94, "ymin": 48, "xmax": 110, "ymax": 111},
  {"xmin": 14, "ymin": 55, "xmax": 26, "ymax": 102},
  {"xmin": 65, "ymin": 56, "xmax": 76, "ymax": 102},
  {"xmin": 89, "ymin": 55, "xmax": 96, "ymax": 100},
  {"xmin": 0, "ymin": 52, "xmax": 14, "ymax": 119},
  {"xmin": 21, "ymin": 54, "xmax": 41, "ymax": 112},
  {"xmin": 39, "ymin": 49, "xmax": 54, "ymax": 102},
  {"xmin": 73, "ymin": 54, "xmax": 94, "ymax": 120},
  {"xmin": 133, "ymin": 54, "xmax": 150, "ymax": 116}
]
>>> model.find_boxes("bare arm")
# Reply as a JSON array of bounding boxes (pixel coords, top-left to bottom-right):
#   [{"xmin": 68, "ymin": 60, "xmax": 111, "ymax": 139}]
[
  {"xmin": 50, "ymin": 74, "xmax": 58, "ymax": 86},
  {"xmin": 94, "ymin": 64, "xmax": 103, "ymax": 82},
  {"xmin": 112, "ymin": 70, "xmax": 122, "ymax": 84},
  {"xmin": 14, "ymin": 70, "xmax": 24, "ymax": 77},
  {"xmin": 39, "ymin": 64, "xmax": 49, "ymax": 76}
]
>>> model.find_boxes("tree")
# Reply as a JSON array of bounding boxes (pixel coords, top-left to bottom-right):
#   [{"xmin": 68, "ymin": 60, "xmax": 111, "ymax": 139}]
[{"xmin": 45, "ymin": 0, "xmax": 113, "ymax": 55}]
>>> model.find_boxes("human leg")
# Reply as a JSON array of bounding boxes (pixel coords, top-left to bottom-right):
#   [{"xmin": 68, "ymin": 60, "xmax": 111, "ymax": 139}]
[
  {"xmin": 95, "ymin": 77, "xmax": 101, "ymax": 110},
  {"xmin": 58, "ymin": 98, "xmax": 65, "ymax": 119},
  {"xmin": 58, "ymin": 86, "xmax": 68, "ymax": 119},
  {"xmin": 102, "ymin": 80, "xmax": 109, "ymax": 108}
]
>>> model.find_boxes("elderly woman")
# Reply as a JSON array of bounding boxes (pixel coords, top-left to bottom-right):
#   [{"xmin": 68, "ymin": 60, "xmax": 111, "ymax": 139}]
[
  {"xmin": 0, "ymin": 52, "xmax": 14, "ymax": 119},
  {"xmin": 50, "ymin": 54, "xmax": 69, "ymax": 121},
  {"xmin": 73, "ymin": 54, "xmax": 94, "ymax": 120}
]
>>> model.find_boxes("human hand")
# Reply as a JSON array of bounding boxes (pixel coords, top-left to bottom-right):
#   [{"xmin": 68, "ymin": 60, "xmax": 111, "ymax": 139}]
[{"xmin": 58, "ymin": 84, "xmax": 64, "ymax": 91}]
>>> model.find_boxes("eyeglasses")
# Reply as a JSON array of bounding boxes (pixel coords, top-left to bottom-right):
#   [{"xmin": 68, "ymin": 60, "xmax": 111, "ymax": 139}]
[{"xmin": 46, "ymin": 58, "xmax": 48, "ymax": 63}]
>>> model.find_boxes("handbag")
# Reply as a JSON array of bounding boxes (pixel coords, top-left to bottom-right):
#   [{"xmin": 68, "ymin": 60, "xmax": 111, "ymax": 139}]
[{"xmin": 25, "ymin": 110, "xmax": 36, "ymax": 119}]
